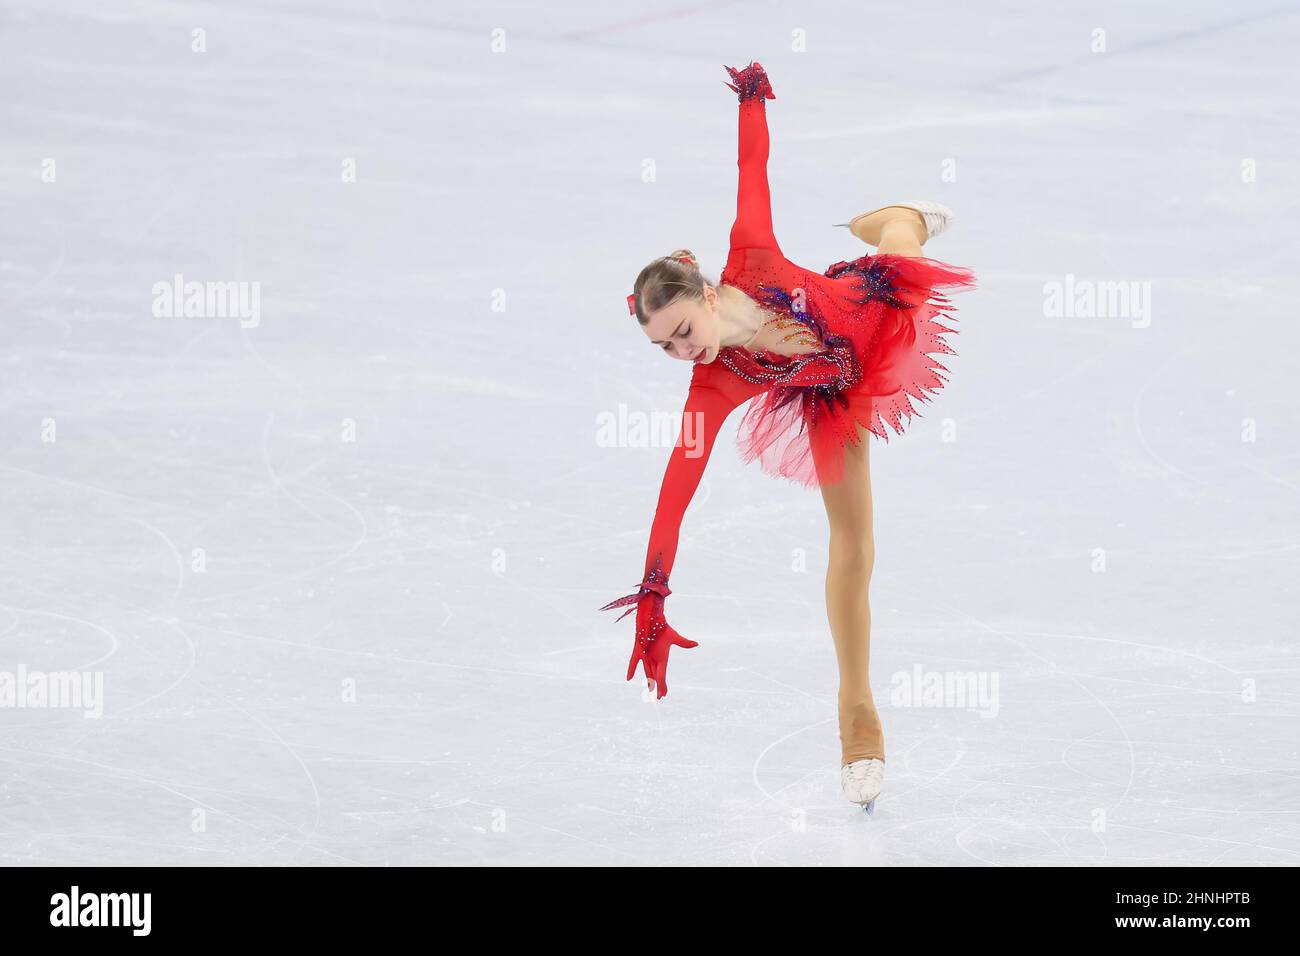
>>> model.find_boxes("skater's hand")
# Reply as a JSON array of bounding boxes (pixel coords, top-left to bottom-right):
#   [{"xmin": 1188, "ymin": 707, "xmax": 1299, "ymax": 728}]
[{"xmin": 627, "ymin": 598, "xmax": 697, "ymax": 700}]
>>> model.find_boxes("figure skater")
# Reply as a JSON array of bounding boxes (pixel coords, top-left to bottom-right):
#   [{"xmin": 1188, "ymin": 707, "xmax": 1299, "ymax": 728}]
[{"xmin": 600, "ymin": 61, "xmax": 976, "ymax": 813}]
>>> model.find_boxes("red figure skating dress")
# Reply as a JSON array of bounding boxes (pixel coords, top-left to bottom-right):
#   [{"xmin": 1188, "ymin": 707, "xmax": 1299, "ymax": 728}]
[{"xmin": 601, "ymin": 61, "xmax": 976, "ymax": 698}]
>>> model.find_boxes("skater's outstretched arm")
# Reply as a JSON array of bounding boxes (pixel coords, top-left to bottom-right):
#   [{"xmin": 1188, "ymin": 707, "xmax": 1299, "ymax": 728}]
[
  {"xmin": 724, "ymin": 61, "xmax": 781, "ymax": 254},
  {"xmin": 600, "ymin": 365, "xmax": 763, "ymax": 698}
]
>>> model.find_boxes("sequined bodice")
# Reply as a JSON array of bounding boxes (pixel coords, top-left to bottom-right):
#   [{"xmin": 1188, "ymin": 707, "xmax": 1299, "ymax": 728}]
[
  {"xmin": 717, "ymin": 244, "xmax": 917, "ymax": 398},
  {"xmin": 716, "ymin": 335, "xmax": 859, "ymax": 394},
  {"xmin": 742, "ymin": 312, "xmax": 825, "ymax": 358}
]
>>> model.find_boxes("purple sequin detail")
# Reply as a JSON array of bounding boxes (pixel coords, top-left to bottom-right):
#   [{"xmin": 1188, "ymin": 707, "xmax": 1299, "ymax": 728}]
[
  {"xmin": 723, "ymin": 62, "xmax": 775, "ymax": 104},
  {"xmin": 824, "ymin": 256, "xmax": 912, "ymax": 310},
  {"xmin": 753, "ymin": 283, "xmax": 833, "ymax": 344}
]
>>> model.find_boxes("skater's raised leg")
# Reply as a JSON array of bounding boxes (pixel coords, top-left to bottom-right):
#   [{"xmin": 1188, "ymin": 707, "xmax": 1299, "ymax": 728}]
[
  {"xmin": 875, "ymin": 215, "xmax": 926, "ymax": 258},
  {"xmin": 850, "ymin": 206, "xmax": 928, "ymax": 254}
]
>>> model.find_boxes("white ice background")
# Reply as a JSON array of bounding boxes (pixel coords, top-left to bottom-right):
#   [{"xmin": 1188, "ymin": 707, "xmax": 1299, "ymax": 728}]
[{"xmin": 1, "ymin": 0, "xmax": 1297, "ymax": 865}]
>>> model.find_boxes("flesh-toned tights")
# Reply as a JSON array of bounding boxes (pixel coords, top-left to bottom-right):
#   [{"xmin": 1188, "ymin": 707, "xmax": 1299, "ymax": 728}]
[
  {"xmin": 816, "ymin": 424, "xmax": 883, "ymax": 765},
  {"xmin": 818, "ymin": 211, "xmax": 927, "ymax": 766}
]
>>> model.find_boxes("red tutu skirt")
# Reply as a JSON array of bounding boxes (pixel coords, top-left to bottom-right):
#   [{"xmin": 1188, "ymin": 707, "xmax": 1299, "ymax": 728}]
[{"xmin": 733, "ymin": 253, "xmax": 976, "ymax": 489}]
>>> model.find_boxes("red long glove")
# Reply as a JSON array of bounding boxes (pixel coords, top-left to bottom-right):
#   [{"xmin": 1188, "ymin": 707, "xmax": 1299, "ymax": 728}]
[
  {"xmin": 598, "ymin": 553, "xmax": 697, "ymax": 699},
  {"xmin": 601, "ymin": 62, "xmax": 776, "ymax": 698},
  {"xmin": 723, "ymin": 60, "xmax": 781, "ymax": 255},
  {"xmin": 599, "ymin": 365, "xmax": 763, "ymax": 698}
]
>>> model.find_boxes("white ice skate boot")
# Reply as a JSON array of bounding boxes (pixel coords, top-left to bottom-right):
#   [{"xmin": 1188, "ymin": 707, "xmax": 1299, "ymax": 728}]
[
  {"xmin": 834, "ymin": 200, "xmax": 954, "ymax": 243},
  {"xmin": 840, "ymin": 758, "xmax": 885, "ymax": 815}
]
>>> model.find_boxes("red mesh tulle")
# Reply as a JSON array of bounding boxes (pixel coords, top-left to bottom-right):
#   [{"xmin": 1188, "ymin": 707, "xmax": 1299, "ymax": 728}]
[{"xmin": 734, "ymin": 254, "xmax": 977, "ymax": 489}]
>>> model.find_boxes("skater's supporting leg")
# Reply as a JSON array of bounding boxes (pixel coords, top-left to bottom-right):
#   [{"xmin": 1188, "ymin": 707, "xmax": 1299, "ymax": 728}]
[{"xmin": 816, "ymin": 423, "xmax": 885, "ymax": 765}]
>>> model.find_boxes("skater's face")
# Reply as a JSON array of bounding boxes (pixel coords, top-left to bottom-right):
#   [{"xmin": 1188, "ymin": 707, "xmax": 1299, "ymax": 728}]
[{"xmin": 643, "ymin": 286, "xmax": 720, "ymax": 365}]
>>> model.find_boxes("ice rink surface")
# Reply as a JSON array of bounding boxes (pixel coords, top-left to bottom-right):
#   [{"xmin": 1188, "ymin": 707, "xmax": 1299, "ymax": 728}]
[{"xmin": 1, "ymin": 1, "xmax": 1297, "ymax": 865}]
